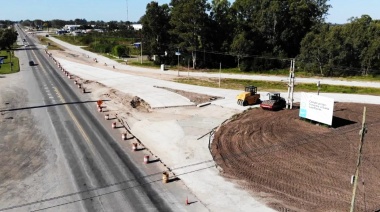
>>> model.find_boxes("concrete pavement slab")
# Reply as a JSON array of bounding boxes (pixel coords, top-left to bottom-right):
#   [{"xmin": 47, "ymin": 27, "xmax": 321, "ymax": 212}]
[
  {"xmin": 47, "ymin": 37, "xmax": 380, "ymax": 212},
  {"xmin": 56, "ymin": 58, "xmax": 194, "ymax": 109},
  {"xmin": 49, "ymin": 36, "xmax": 380, "ymax": 90}
]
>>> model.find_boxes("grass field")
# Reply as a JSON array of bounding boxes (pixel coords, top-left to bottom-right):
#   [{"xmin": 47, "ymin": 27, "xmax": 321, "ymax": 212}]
[
  {"xmin": 175, "ymin": 77, "xmax": 380, "ymax": 96},
  {"xmin": 37, "ymin": 36, "xmax": 63, "ymax": 50},
  {"xmin": 0, "ymin": 50, "xmax": 20, "ymax": 74}
]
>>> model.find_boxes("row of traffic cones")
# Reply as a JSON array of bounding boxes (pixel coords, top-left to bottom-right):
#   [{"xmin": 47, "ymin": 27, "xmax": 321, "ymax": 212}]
[
  {"xmin": 45, "ymin": 49, "xmax": 194, "ymax": 207},
  {"xmin": 46, "ymin": 49, "xmax": 87, "ymax": 93}
]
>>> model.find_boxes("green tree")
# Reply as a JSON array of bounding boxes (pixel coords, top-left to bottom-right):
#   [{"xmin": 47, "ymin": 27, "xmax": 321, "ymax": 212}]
[
  {"xmin": 231, "ymin": 0, "xmax": 330, "ymax": 59},
  {"xmin": 43, "ymin": 21, "xmax": 51, "ymax": 32},
  {"xmin": 33, "ymin": 19, "xmax": 43, "ymax": 30},
  {"xmin": 107, "ymin": 21, "xmax": 119, "ymax": 31},
  {"xmin": 207, "ymin": 0, "xmax": 234, "ymax": 67},
  {"xmin": 0, "ymin": 28, "xmax": 18, "ymax": 50},
  {"xmin": 299, "ymin": 15, "xmax": 380, "ymax": 76},
  {"xmin": 112, "ymin": 45, "xmax": 128, "ymax": 58},
  {"xmin": 140, "ymin": 1, "xmax": 171, "ymax": 64},
  {"xmin": 50, "ymin": 19, "xmax": 66, "ymax": 29},
  {"xmin": 169, "ymin": 0, "xmax": 211, "ymax": 68},
  {"xmin": 230, "ymin": 31, "xmax": 254, "ymax": 70}
]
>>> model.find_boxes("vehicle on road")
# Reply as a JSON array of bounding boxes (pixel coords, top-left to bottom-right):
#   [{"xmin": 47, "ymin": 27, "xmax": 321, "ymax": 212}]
[
  {"xmin": 260, "ymin": 92, "xmax": 286, "ymax": 110},
  {"xmin": 29, "ymin": 61, "xmax": 34, "ymax": 66},
  {"xmin": 236, "ymin": 85, "xmax": 261, "ymax": 106}
]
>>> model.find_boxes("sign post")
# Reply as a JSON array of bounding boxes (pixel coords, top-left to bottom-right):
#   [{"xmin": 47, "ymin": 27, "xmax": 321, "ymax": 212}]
[
  {"xmin": 175, "ymin": 50, "xmax": 181, "ymax": 76},
  {"xmin": 299, "ymin": 93, "xmax": 334, "ymax": 125}
]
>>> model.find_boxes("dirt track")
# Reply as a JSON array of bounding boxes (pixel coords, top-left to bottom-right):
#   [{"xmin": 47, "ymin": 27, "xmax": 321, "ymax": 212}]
[
  {"xmin": 212, "ymin": 103, "xmax": 380, "ymax": 211},
  {"xmin": 0, "ymin": 87, "xmax": 47, "ymax": 188}
]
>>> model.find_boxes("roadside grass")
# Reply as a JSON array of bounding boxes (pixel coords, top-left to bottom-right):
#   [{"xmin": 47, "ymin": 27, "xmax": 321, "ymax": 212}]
[
  {"xmin": 53, "ymin": 35, "xmax": 83, "ymax": 46},
  {"xmin": 0, "ymin": 50, "xmax": 20, "ymax": 74},
  {"xmin": 341, "ymin": 75, "xmax": 380, "ymax": 82},
  {"xmin": 174, "ymin": 77, "xmax": 380, "ymax": 96},
  {"xmin": 37, "ymin": 36, "xmax": 64, "ymax": 50},
  {"xmin": 52, "ymin": 34, "xmax": 380, "ymax": 82},
  {"xmin": 192, "ymin": 67, "xmax": 317, "ymax": 77},
  {"xmin": 100, "ymin": 53, "xmax": 127, "ymax": 63},
  {"xmin": 129, "ymin": 59, "xmax": 161, "ymax": 68}
]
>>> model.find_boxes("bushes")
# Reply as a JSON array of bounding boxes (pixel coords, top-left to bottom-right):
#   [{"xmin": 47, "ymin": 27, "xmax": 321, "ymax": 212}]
[
  {"xmin": 112, "ymin": 45, "xmax": 130, "ymax": 58},
  {"xmin": 240, "ymin": 57, "xmax": 290, "ymax": 73}
]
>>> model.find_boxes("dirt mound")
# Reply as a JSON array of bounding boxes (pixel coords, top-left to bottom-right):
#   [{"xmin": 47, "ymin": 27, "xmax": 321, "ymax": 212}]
[
  {"xmin": 130, "ymin": 96, "xmax": 151, "ymax": 111},
  {"xmin": 155, "ymin": 86, "xmax": 222, "ymax": 105},
  {"xmin": 211, "ymin": 103, "xmax": 380, "ymax": 212}
]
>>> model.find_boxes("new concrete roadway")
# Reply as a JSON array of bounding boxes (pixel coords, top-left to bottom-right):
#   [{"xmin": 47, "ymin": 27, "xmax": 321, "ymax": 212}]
[{"xmin": 0, "ymin": 26, "xmax": 191, "ymax": 212}]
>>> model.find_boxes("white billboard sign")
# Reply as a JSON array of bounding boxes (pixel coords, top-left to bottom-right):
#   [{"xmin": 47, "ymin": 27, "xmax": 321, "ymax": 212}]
[{"xmin": 299, "ymin": 93, "xmax": 334, "ymax": 125}]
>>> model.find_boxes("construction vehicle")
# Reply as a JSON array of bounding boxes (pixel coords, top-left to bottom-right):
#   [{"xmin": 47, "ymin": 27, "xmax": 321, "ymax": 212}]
[
  {"xmin": 236, "ymin": 85, "xmax": 260, "ymax": 106},
  {"xmin": 260, "ymin": 92, "xmax": 286, "ymax": 110}
]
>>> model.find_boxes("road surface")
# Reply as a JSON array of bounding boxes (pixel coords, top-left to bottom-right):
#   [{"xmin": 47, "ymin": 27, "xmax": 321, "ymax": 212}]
[{"xmin": 0, "ymin": 26, "xmax": 180, "ymax": 212}]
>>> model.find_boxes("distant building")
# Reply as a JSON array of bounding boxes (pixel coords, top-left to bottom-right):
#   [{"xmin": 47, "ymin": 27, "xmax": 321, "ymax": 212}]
[
  {"xmin": 71, "ymin": 31, "xmax": 83, "ymax": 36},
  {"xmin": 64, "ymin": 25, "xmax": 81, "ymax": 32},
  {"xmin": 93, "ymin": 29, "xmax": 104, "ymax": 33},
  {"xmin": 131, "ymin": 24, "xmax": 142, "ymax": 30},
  {"xmin": 56, "ymin": 30, "xmax": 68, "ymax": 35}
]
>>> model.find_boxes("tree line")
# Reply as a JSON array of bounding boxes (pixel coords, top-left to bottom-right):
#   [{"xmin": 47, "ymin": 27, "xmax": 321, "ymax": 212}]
[
  {"xmin": 4, "ymin": 0, "xmax": 380, "ymax": 77},
  {"xmin": 140, "ymin": 0, "xmax": 380, "ymax": 76},
  {"xmin": 19, "ymin": 19, "xmax": 142, "ymax": 57},
  {"xmin": 299, "ymin": 15, "xmax": 380, "ymax": 76}
]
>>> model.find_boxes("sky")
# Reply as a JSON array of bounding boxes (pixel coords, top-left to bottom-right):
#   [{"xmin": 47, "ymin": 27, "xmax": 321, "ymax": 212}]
[{"xmin": 0, "ymin": 0, "xmax": 379, "ymax": 24}]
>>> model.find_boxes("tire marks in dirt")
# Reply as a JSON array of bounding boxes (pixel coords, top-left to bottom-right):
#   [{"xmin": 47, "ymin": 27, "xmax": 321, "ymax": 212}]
[{"xmin": 212, "ymin": 103, "xmax": 380, "ymax": 211}]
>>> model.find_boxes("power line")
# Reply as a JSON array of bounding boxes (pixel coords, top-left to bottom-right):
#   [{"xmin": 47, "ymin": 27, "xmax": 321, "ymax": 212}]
[
  {"xmin": 193, "ymin": 49, "xmax": 294, "ymax": 61},
  {"xmin": 126, "ymin": 0, "xmax": 129, "ymax": 23},
  {"xmin": 2, "ymin": 113, "xmax": 379, "ymax": 211},
  {"xmin": 193, "ymin": 49, "xmax": 380, "ymax": 72}
]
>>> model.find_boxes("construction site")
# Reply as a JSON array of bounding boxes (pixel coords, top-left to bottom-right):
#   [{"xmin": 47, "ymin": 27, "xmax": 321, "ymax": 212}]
[
  {"xmin": 212, "ymin": 101, "xmax": 380, "ymax": 211},
  {"xmin": 48, "ymin": 43, "xmax": 380, "ymax": 211},
  {"xmin": 211, "ymin": 61, "xmax": 380, "ymax": 211},
  {"xmin": 3, "ymin": 33, "xmax": 380, "ymax": 211}
]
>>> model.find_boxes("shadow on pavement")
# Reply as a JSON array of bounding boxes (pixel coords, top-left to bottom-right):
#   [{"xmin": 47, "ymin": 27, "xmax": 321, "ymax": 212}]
[
  {"xmin": 135, "ymin": 147, "xmax": 146, "ymax": 151},
  {"xmin": 0, "ymin": 100, "xmax": 110, "ymax": 112},
  {"xmin": 148, "ymin": 158, "xmax": 160, "ymax": 163},
  {"xmin": 168, "ymin": 177, "xmax": 180, "ymax": 183},
  {"xmin": 126, "ymin": 135, "xmax": 135, "ymax": 140}
]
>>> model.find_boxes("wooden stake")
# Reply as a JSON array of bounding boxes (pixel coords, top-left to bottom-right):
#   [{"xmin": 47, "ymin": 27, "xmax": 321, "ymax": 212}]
[{"xmin": 350, "ymin": 107, "xmax": 367, "ymax": 212}]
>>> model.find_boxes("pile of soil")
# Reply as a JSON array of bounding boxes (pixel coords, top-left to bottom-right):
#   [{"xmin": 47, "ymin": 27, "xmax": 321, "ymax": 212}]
[
  {"xmin": 155, "ymin": 86, "xmax": 223, "ymax": 105},
  {"xmin": 212, "ymin": 103, "xmax": 380, "ymax": 211},
  {"xmin": 130, "ymin": 96, "xmax": 150, "ymax": 110}
]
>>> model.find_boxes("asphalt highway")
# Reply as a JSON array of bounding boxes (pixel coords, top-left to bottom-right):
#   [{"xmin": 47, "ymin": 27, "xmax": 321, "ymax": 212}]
[{"xmin": 15, "ymin": 27, "xmax": 171, "ymax": 212}]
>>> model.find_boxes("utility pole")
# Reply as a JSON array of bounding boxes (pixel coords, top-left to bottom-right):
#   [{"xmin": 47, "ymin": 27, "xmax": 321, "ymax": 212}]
[
  {"xmin": 126, "ymin": 0, "xmax": 129, "ymax": 22},
  {"xmin": 177, "ymin": 48, "xmax": 180, "ymax": 67},
  {"xmin": 219, "ymin": 62, "xmax": 221, "ymax": 87},
  {"xmin": 140, "ymin": 39, "xmax": 143, "ymax": 64},
  {"xmin": 317, "ymin": 81, "xmax": 321, "ymax": 95},
  {"xmin": 177, "ymin": 48, "xmax": 180, "ymax": 76},
  {"xmin": 286, "ymin": 59, "xmax": 295, "ymax": 109},
  {"xmin": 9, "ymin": 50, "xmax": 13, "ymax": 72},
  {"xmin": 350, "ymin": 107, "xmax": 367, "ymax": 212}
]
